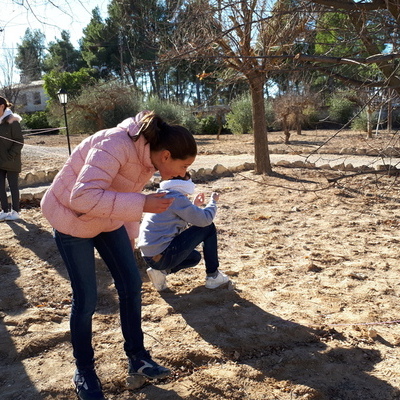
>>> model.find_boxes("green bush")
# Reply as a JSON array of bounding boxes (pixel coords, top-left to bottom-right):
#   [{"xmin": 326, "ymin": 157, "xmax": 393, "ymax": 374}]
[
  {"xmin": 351, "ymin": 109, "xmax": 378, "ymax": 132},
  {"xmin": 198, "ymin": 116, "xmax": 220, "ymax": 135},
  {"xmin": 141, "ymin": 96, "xmax": 201, "ymax": 134},
  {"xmin": 302, "ymin": 105, "xmax": 320, "ymax": 129},
  {"xmin": 328, "ymin": 94, "xmax": 355, "ymax": 124},
  {"xmin": 226, "ymin": 94, "xmax": 253, "ymax": 134},
  {"xmin": 43, "ymin": 68, "xmax": 96, "ymax": 102},
  {"xmin": 21, "ymin": 111, "xmax": 52, "ymax": 131},
  {"xmin": 141, "ymin": 96, "xmax": 183, "ymax": 124},
  {"xmin": 265, "ymin": 100, "xmax": 276, "ymax": 130},
  {"xmin": 49, "ymin": 81, "xmax": 142, "ymax": 135},
  {"xmin": 179, "ymin": 112, "xmax": 201, "ymax": 134}
]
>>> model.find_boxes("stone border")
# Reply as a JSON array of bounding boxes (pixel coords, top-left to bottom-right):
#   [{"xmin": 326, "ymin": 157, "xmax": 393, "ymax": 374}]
[{"xmin": 16, "ymin": 158, "xmax": 399, "ymax": 204}]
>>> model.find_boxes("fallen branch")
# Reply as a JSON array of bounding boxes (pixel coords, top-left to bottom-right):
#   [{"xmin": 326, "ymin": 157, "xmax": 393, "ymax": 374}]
[{"xmin": 326, "ymin": 168, "xmax": 400, "ymax": 183}]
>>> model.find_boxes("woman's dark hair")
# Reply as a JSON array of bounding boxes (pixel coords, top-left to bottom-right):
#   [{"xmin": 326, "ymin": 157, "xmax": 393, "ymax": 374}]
[
  {"xmin": 0, "ymin": 97, "xmax": 12, "ymax": 108},
  {"xmin": 171, "ymin": 172, "xmax": 191, "ymax": 181},
  {"xmin": 135, "ymin": 111, "xmax": 197, "ymax": 160}
]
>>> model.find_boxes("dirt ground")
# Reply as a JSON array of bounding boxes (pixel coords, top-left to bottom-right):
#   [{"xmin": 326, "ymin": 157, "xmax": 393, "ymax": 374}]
[{"xmin": 2, "ymin": 129, "xmax": 400, "ymax": 399}]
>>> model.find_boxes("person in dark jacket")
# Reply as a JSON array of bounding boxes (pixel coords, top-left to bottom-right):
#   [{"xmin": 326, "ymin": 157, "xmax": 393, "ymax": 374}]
[{"xmin": 0, "ymin": 96, "xmax": 23, "ymax": 221}]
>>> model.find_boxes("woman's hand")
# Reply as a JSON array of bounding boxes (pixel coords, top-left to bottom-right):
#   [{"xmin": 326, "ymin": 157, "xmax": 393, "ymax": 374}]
[
  {"xmin": 143, "ymin": 193, "xmax": 174, "ymax": 213},
  {"xmin": 193, "ymin": 192, "xmax": 205, "ymax": 206}
]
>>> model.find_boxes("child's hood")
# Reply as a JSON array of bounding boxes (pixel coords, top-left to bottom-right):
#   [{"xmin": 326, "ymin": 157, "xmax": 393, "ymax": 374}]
[{"xmin": 159, "ymin": 178, "xmax": 195, "ymax": 195}]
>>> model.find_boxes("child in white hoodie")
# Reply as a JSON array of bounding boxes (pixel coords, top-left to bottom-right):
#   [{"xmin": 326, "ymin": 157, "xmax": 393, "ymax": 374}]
[{"xmin": 138, "ymin": 173, "xmax": 229, "ymax": 291}]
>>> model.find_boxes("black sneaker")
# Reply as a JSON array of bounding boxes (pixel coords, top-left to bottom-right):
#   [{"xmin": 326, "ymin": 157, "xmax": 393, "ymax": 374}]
[
  {"xmin": 128, "ymin": 350, "xmax": 171, "ymax": 380},
  {"xmin": 73, "ymin": 368, "xmax": 106, "ymax": 400}
]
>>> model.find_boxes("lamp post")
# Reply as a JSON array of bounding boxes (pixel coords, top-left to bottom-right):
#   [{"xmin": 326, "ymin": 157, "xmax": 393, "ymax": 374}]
[{"xmin": 57, "ymin": 88, "xmax": 71, "ymax": 155}]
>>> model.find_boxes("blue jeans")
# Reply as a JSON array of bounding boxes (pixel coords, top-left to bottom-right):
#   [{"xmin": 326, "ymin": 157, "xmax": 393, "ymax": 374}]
[
  {"xmin": 144, "ymin": 223, "xmax": 219, "ymax": 275},
  {"xmin": 54, "ymin": 226, "xmax": 144, "ymax": 369}
]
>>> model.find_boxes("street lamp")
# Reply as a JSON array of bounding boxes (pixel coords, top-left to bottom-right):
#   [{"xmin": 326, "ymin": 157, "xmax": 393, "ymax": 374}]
[{"xmin": 57, "ymin": 88, "xmax": 71, "ymax": 155}]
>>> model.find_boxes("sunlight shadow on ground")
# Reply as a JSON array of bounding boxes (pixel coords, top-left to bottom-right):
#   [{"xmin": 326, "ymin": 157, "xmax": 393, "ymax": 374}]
[
  {"xmin": 161, "ymin": 287, "xmax": 397, "ymax": 400},
  {"xmin": 0, "ymin": 244, "xmax": 43, "ymax": 400},
  {"xmin": 6, "ymin": 219, "xmax": 68, "ymax": 280}
]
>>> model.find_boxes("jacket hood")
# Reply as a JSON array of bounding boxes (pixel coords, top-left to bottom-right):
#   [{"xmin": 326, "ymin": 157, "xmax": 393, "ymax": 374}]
[{"xmin": 0, "ymin": 109, "xmax": 22, "ymax": 124}]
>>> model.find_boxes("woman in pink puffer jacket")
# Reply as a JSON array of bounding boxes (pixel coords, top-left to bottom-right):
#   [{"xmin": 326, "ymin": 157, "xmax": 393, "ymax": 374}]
[{"xmin": 41, "ymin": 111, "xmax": 197, "ymax": 400}]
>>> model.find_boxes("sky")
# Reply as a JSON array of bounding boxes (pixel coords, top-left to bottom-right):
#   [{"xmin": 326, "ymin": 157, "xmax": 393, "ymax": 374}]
[{"xmin": 1, "ymin": 0, "xmax": 110, "ymax": 83}]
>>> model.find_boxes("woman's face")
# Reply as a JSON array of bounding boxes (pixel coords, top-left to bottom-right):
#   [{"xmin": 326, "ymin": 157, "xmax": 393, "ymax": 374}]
[
  {"xmin": 0, "ymin": 104, "xmax": 5, "ymax": 117},
  {"xmin": 151, "ymin": 150, "xmax": 196, "ymax": 180}
]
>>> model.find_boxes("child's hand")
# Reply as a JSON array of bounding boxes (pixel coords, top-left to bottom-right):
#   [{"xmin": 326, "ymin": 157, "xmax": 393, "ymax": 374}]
[
  {"xmin": 143, "ymin": 193, "xmax": 174, "ymax": 213},
  {"xmin": 211, "ymin": 192, "xmax": 220, "ymax": 202},
  {"xmin": 193, "ymin": 192, "xmax": 205, "ymax": 206}
]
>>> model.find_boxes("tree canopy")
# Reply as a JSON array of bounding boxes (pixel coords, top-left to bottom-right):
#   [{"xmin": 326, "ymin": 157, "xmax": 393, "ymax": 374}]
[
  {"xmin": 15, "ymin": 28, "xmax": 46, "ymax": 82},
  {"xmin": 6, "ymin": 0, "xmax": 400, "ymax": 174}
]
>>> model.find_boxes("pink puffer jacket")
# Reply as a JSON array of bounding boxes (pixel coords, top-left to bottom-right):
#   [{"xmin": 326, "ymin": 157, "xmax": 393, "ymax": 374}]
[{"xmin": 41, "ymin": 113, "xmax": 156, "ymax": 241}]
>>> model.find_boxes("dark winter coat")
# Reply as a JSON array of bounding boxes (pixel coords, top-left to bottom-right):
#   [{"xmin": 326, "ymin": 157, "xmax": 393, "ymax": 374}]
[{"xmin": 0, "ymin": 114, "xmax": 24, "ymax": 173}]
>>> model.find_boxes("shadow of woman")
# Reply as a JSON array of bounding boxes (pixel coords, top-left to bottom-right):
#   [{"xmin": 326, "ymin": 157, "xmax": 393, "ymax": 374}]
[
  {"xmin": 5, "ymin": 218, "xmax": 68, "ymax": 280},
  {"xmin": 160, "ymin": 287, "xmax": 398, "ymax": 400},
  {"xmin": 0, "ymin": 244, "xmax": 42, "ymax": 399},
  {"xmin": 6, "ymin": 219, "xmax": 120, "ymax": 314}
]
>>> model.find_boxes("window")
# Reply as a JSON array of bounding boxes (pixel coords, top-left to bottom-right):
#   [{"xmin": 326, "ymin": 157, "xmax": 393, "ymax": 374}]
[
  {"xmin": 19, "ymin": 93, "xmax": 27, "ymax": 106},
  {"xmin": 33, "ymin": 92, "xmax": 41, "ymax": 105}
]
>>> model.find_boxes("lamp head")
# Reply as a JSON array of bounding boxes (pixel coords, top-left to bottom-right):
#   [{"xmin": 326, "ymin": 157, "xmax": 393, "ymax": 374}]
[{"xmin": 57, "ymin": 88, "xmax": 68, "ymax": 105}]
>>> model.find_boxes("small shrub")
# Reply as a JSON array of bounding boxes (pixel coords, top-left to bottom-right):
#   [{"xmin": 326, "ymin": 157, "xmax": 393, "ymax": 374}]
[
  {"xmin": 141, "ymin": 97, "xmax": 183, "ymax": 124},
  {"xmin": 179, "ymin": 112, "xmax": 201, "ymax": 134},
  {"xmin": 351, "ymin": 109, "xmax": 378, "ymax": 132},
  {"xmin": 265, "ymin": 101, "xmax": 276, "ymax": 130},
  {"xmin": 22, "ymin": 111, "xmax": 52, "ymax": 131},
  {"xmin": 198, "ymin": 116, "xmax": 220, "ymax": 135},
  {"xmin": 226, "ymin": 94, "xmax": 253, "ymax": 134},
  {"xmin": 141, "ymin": 96, "xmax": 201, "ymax": 133},
  {"xmin": 302, "ymin": 105, "xmax": 320, "ymax": 129},
  {"xmin": 54, "ymin": 81, "xmax": 142, "ymax": 134},
  {"xmin": 328, "ymin": 94, "xmax": 355, "ymax": 124}
]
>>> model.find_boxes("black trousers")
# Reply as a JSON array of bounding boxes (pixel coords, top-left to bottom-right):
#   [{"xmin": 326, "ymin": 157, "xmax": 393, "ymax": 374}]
[{"xmin": 0, "ymin": 169, "xmax": 20, "ymax": 212}]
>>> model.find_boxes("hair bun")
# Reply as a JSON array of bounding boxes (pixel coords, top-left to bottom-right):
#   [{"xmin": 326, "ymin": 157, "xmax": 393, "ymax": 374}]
[{"xmin": 160, "ymin": 121, "xmax": 169, "ymax": 130}]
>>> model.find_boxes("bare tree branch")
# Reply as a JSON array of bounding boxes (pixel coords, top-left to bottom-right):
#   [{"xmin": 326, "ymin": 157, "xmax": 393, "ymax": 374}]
[{"xmin": 309, "ymin": 0, "xmax": 388, "ymax": 12}]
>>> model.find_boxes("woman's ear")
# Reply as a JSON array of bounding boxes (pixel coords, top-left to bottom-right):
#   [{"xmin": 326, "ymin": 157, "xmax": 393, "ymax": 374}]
[{"xmin": 160, "ymin": 149, "xmax": 171, "ymax": 162}]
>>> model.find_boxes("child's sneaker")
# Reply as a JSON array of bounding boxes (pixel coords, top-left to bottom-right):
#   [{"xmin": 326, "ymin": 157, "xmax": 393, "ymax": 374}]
[
  {"xmin": 0, "ymin": 211, "xmax": 8, "ymax": 221},
  {"xmin": 205, "ymin": 270, "xmax": 230, "ymax": 289},
  {"xmin": 73, "ymin": 367, "xmax": 105, "ymax": 400},
  {"xmin": 146, "ymin": 267, "xmax": 168, "ymax": 291},
  {"xmin": 5, "ymin": 210, "xmax": 20, "ymax": 221},
  {"xmin": 128, "ymin": 350, "xmax": 171, "ymax": 380}
]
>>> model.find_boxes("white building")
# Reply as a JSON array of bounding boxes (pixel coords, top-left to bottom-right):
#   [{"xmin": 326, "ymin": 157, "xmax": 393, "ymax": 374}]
[{"xmin": 14, "ymin": 80, "xmax": 49, "ymax": 113}]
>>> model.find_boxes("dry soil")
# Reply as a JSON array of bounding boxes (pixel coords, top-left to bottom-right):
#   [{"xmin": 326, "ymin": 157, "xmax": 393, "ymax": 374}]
[{"xmin": 2, "ymin": 129, "xmax": 400, "ymax": 399}]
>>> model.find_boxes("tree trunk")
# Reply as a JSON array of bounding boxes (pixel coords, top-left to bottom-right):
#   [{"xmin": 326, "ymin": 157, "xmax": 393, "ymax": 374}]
[
  {"xmin": 366, "ymin": 107, "xmax": 373, "ymax": 138},
  {"xmin": 295, "ymin": 113, "xmax": 302, "ymax": 135},
  {"xmin": 283, "ymin": 116, "xmax": 290, "ymax": 144},
  {"xmin": 216, "ymin": 112, "xmax": 223, "ymax": 140},
  {"xmin": 387, "ymin": 89, "xmax": 393, "ymax": 133},
  {"xmin": 195, "ymin": 76, "xmax": 202, "ymax": 106},
  {"xmin": 248, "ymin": 73, "xmax": 272, "ymax": 175}
]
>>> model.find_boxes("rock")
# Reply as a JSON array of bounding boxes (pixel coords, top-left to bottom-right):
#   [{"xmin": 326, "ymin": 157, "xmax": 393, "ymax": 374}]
[
  {"xmin": 332, "ymin": 163, "xmax": 345, "ymax": 170},
  {"xmin": 291, "ymin": 160, "xmax": 306, "ymax": 168},
  {"xmin": 46, "ymin": 169, "xmax": 59, "ymax": 181},
  {"xmin": 344, "ymin": 163, "xmax": 355, "ymax": 171},
  {"xmin": 320, "ymin": 164, "xmax": 332, "ymax": 170},
  {"xmin": 212, "ymin": 164, "xmax": 233, "ymax": 177},
  {"xmin": 243, "ymin": 162, "xmax": 255, "ymax": 170},
  {"xmin": 276, "ymin": 160, "xmax": 291, "ymax": 167},
  {"xmin": 126, "ymin": 374, "xmax": 147, "ymax": 389}
]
